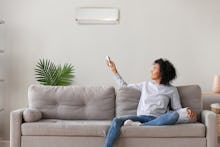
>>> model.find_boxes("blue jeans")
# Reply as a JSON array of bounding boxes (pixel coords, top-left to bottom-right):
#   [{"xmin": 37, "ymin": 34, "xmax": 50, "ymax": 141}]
[{"xmin": 104, "ymin": 111, "xmax": 179, "ymax": 147}]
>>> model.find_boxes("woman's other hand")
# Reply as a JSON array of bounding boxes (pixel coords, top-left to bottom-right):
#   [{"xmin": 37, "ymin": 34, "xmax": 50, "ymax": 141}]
[{"xmin": 187, "ymin": 108, "xmax": 197, "ymax": 120}]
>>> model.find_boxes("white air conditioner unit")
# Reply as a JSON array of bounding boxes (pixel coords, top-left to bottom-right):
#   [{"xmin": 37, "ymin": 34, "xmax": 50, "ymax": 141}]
[{"xmin": 75, "ymin": 7, "xmax": 119, "ymax": 25}]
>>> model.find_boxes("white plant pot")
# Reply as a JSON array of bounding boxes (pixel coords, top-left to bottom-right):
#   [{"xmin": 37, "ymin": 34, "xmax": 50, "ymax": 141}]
[{"xmin": 212, "ymin": 75, "xmax": 220, "ymax": 93}]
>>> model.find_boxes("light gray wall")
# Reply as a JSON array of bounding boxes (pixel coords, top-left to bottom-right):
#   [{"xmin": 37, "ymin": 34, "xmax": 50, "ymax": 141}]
[{"xmin": 0, "ymin": 0, "xmax": 220, "ymax": 140}]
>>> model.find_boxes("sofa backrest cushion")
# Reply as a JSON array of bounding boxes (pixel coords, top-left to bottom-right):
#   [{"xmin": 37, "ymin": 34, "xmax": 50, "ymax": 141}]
[
  {"xmin": 116, "ymin": 87, "xmax": 141, "ymax": 117},
  {"xmin": 28, "ymin": 85, "xmax": 115, "ymax": 120},
  {"xmin": 177, "ymin": 85, "xmax": 202, "ymax": 121},
  {"xmin": 116, "ymin": 85, "xmax": 202, "ymax": 121}
]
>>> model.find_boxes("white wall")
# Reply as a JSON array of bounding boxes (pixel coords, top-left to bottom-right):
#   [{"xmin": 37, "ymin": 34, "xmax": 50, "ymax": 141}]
[{"xmin": 0, "ymin": 0, "xmax": 220, "ymax": 139}]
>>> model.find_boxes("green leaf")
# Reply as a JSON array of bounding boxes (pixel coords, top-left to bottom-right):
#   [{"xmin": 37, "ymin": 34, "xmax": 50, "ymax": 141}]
[{"xmin": 35, "ymin": 59, "xmax": 75, "ymax": 86}]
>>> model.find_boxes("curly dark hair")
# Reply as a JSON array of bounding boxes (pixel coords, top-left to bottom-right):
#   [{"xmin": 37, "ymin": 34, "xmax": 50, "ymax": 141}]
[{"xmin": 154, "ymin": 58, "xmax": 177, "ymax": 85}]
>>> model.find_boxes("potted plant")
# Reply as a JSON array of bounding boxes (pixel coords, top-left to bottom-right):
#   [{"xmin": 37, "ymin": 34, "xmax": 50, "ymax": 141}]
[{"xmin": 35, "ymin": 59, "xmax": 75, "ymax": 86}]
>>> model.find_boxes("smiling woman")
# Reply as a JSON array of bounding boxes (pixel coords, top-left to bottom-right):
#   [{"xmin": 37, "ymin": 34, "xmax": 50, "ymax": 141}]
[{"xmin": 104, "ymin": 57, "xmax": 197, "ymax": 147}]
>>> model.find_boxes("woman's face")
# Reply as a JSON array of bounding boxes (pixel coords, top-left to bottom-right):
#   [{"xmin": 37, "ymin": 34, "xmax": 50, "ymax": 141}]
[{"xmin": 151, "ymin": 63, "xmax": 161, "ymax": 81}]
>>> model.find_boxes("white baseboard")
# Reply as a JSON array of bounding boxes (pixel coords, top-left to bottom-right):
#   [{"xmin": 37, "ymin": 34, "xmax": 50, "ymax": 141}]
[{"xmin": 0, "ymin": 140, "xmax": 9, "ymax": 147}]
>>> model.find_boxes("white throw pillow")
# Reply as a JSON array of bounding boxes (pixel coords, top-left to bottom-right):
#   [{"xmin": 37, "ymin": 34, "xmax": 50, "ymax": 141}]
[{"xmin": 23, "ymin": 108, "xmax": 42, "ymax": 122}]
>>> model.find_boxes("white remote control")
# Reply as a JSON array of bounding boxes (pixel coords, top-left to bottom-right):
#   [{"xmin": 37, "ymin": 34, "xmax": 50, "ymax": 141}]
[{"xmin": 106, "ymin": 56, "xmax": 112, "ymax": 66}]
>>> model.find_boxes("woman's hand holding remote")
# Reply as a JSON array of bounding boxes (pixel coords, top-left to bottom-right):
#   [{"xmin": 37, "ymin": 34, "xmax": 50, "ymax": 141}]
[{"xmin": 106, "ymin": 56, "xmax": 118, "ymax": 74}]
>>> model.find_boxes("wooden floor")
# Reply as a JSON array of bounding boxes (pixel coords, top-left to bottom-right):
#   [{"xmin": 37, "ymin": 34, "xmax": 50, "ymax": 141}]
[{"xmin": 1, "ymin": 139, "xmax": 220, "ymax": 147}]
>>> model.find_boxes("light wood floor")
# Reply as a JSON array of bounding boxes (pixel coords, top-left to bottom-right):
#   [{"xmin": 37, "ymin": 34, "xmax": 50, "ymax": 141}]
[{"xmin": 1, "ymin": 139, "xmax": 220, "ymax": 147}]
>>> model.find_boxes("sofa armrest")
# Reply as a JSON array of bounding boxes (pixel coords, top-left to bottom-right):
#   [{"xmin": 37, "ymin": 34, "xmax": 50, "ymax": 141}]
[
  {"xmin": 10, "ymin": 108, "xmax": 26, "ymax": 147},
  {"xmin": 201, "ymin": 110, "xmax": 218, "ymax": 147}
]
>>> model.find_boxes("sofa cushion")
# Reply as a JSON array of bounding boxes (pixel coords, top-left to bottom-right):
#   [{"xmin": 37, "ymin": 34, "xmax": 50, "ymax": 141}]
[
  {"xmin": 21, "ymin": 119, "xmax": 111, "ymax": 137},
  {"xmin": 116, "ymin": 87, "xmax": 141, "ymax": 116},
  {"xmin": 177, "ymin": 85, "xmax": 202, "ymax": 121},
  {"xmin": 28, "ymin": 85, "xmax": 115, "ymax": 120},
  {"xmin": 120, "ymin": 123, "xmax": 205, "ymax": 137},
  {"xmin": 21, "ymin": 119, "xmax": 205, "ymax": 137},
  {"xmin": 116, "ymin": 85, "xmax": 202, "ymax": 121},
  {"xmin": 23, "ymin": 108, "xmax": 42, "ymax": 122}
]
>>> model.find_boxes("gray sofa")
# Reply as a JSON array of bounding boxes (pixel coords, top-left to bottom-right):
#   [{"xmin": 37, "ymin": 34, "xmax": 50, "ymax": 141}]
[{"xmin": 10, "ymin": 84, "xmax": 217, "ymax": 147}]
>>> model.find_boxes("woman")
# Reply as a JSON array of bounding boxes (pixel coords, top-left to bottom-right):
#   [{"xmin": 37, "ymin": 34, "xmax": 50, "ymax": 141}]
[{"xmin": 104, "ymin": 58, "xmax": 196, "ymax": 147}]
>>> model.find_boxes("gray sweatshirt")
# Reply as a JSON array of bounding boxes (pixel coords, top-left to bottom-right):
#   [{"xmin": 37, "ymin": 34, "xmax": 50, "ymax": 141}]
[
  {"xmin": 114, "ymin": 73, "xmax": 181, "ymax": 117},
  {"xmin": 114, "ymin": 73, "xmax": 195, "ymax": 123}
]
